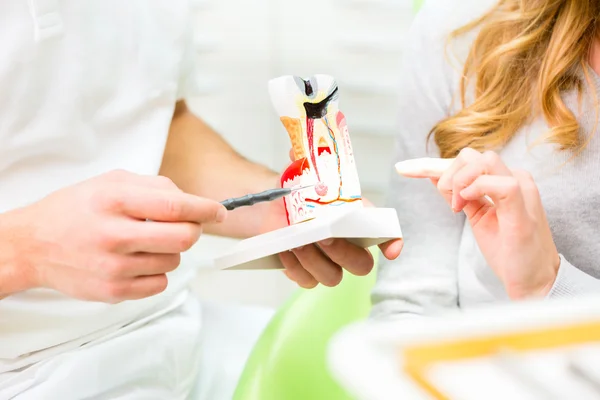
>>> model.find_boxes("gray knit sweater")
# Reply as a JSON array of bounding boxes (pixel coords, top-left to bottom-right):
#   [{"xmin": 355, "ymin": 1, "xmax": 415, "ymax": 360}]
[{"xmin": 371, "ymin": 0, "xmax": 600, "ymax": 319}]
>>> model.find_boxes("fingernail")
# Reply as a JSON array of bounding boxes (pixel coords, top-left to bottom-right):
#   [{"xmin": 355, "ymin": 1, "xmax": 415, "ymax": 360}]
[
  {"xmin": 319, "ymin": 239, "xmax": 334, "ymax": 246},
  {"xmin": 216, "ymin": 206, "xmax": 228, "ymax": 223},
  {"xmin": 293, "ymin": 245, "xmax": 305, "ymax": 251}
]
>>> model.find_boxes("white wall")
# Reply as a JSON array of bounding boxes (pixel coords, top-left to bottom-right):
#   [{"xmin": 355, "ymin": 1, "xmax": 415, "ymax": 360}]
[{"xmin": 186, "ymin": 0, "xmax": 417, "ymax": 308}]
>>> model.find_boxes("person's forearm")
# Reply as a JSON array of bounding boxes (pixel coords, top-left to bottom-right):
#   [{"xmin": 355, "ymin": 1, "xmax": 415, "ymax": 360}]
[
  {"xmin": 0, "ymin": 210, "xmax": 34, "ymax": 299},
  {"xmin": 159, "ymin": 101, "xmax": 279, "ymax": 239}
]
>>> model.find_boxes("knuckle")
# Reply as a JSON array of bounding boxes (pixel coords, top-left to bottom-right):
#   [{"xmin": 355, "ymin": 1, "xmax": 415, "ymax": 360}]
[
  {"xmin": 451, "ymin": 171, "xmax": 465, "ymax": 190},
  {"xmin": 155, "ymin": 176, "xmax": 179, "ymax": 190},
  {"xmin": 91, "ymin": 187, "xmax": 128, "ymax": 213},
  {"xmin": 170, "ymin": 253, "xmax": 182, "ymax": 267},
  {"xmin": 105, "ymin": 169, "xmax": 131, "ymax": 182},
  {"xmin": 102, "ymin": 281, "xmax": 128, "ymax": 303},
  {"xmin": 456, "ymin": 164, "xmax": 482, "ymax": 188},
  {"xmin": 437, "ymin": 176, "xmax": 450, "ymax": 192},
  {"xmin": 506, "ymin": 179, "xmax": 521, "ymax": 195},
  {"xmin": 88, "ymin": 190, "xmax": 105, "ymax": 210},
  {"xmin": 469, "ymin": 177, "xmax": 482, "ymax": 192},
  {"xmin": 163, "ymin": 254, "xmax": 182, "ymax": 272},
  {"xmin": 164, "ymin": 198, "xmax": 184, "ymax": 219},
  {"xmin": 149, "ymin": 275, "xmax": 169, "ymax": 295},
  {"xmin": 89, "ymin": 189, "xmax": 113, "ymax": 209},
  {"xmin": 357, "ymin": 257, "xmax": 375, "ymax": 277},
  {"xmin": 176, "ymin": 230, "xmax": 199, "ymax": 251},
  {"xmin": 514, "ymin": 168, "xmax": 532, "ymax": 178},
  {"xmin": 178, "ymin": 236, "xmax": 195, "ymax": 251},
  {"xmin": 515, "ymin": 169, "xmax": 535, "ymax": 184},
  {"xmin": 458, "ymin": 147, "xmax": 479, "ymax": 160},
  {"xmin": 97, "ymin": 228, "xmax": 119, "ymax": 250},
  {"xmin": 458, "ymin": 147, "xmax": 473, "ymax": 156},
  {"xmin": 437, "ymin": 181, "xmax": 453, "ymax": 201},
  {"xmin": 99, "ymin": 227, "xmax": 134, "ymax": 251},
  {"xmin": 322, "ymin": 269, "xmax": 343, "ymax": 288},
  {"xmin": 98, "ymin": 257, "xmax": 127, "ymax": 279},
  {"xmin": 281, "ymin": 255, "xmax": 301, "ymax": 274},
  {"xmin": 483, "ymin": 150, "xmax": 501, "ymax": 166},
  {"xmin": 321, "ymin": 271, "xmax": 343, "ymax": 287},
  {"xmin": 482, "ymin": 150, "xmax": 499, "ymax": 160}
]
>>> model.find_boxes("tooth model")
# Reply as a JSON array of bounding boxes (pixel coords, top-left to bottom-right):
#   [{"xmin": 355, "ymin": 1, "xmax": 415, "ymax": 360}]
[{"xmin": 268, "ymin": 75, "xmax": 363, "ymax": 225}]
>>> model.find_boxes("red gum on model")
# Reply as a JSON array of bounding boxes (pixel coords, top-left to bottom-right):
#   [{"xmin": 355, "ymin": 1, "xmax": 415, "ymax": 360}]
[{"xmin": 281, "ymin": 157, "xmax": 311, "ymax": 185}]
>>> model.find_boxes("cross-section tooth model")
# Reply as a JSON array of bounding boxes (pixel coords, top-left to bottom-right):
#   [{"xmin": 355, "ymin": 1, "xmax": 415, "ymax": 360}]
[{"xmin": 269, "ymin": 75, "xmax": 362, "ymax": 225}]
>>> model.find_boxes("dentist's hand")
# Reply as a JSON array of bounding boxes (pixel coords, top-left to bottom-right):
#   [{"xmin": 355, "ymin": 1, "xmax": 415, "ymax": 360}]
[
  {"xmin": 5, "ymin": 170, "xmax": 226, "ymax": 303},
  {"xmin": 261, "ymin": 197, "xmax": 403, "ymax": 289},
  {"xmin": 261, "ymin": 150, "xmax": 403, "ymax": 289},
  {"xmin": 397, "ymin": 148, "xmax": 559, "ymax": 299}
]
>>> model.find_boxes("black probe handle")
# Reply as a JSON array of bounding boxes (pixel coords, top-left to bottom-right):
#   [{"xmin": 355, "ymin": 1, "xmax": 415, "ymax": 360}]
[{"xmin": 220, "ymin": 188, "xmax": 292, "ymax": 211}]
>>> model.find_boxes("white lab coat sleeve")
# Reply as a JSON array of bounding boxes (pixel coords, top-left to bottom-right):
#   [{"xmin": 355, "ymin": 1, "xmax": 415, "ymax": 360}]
[{"xmin": 176, "ymin": 2, "xmax": 203, "ymax": 101}]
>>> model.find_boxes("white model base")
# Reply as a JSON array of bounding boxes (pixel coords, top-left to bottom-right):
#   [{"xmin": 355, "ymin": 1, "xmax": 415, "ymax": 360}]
[{"xmin": 213, "ymin": 207, "xmax": 402, "ymax": 271}]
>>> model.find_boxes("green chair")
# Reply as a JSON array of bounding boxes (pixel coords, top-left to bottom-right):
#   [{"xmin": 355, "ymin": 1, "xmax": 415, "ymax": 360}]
[{"xmin": 233, "ymin": 250, "xmax": 380, "ymax": 400}]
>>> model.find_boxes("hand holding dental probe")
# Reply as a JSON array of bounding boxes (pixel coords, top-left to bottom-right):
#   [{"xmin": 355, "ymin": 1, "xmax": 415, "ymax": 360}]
[{"xmin": 394, "ymin": 148, "xmax": 560, "ymax": 300}]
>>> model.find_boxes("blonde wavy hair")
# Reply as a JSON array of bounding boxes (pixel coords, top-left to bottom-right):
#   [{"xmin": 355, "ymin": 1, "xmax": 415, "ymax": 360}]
[{"xmin": 430, "ymin": 0, "xmax": 600, "ymax": 159}]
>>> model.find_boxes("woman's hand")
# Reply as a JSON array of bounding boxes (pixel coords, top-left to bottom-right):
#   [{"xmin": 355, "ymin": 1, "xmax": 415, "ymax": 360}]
[{"xmin": 404, "ymin": 148, "xmax": 560, "ymax": 299}]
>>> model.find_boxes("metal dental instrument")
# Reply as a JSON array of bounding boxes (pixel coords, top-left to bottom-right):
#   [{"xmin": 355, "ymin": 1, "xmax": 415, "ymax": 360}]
[{"xmin": 220, "ymin": 184, "xmax": 315, "ymax": 211}]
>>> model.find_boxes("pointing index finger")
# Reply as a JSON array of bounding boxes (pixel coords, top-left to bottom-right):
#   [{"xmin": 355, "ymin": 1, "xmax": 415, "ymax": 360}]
[
  {"xmin": 395, "ymin": 158, "xmax": 455, "ymax": 178},
  {"xmin": 122, "ymin": 189, "xmax": 228, "ymax": 223}
]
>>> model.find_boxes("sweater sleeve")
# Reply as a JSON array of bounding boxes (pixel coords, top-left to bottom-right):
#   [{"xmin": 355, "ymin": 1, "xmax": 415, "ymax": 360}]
[
  {"xmin": 547, "ymin": 255, "xmax": 600, "ymax": 298},
  {"xmin": 370, "ymin": 0, "xmax": 472, "ymax": 320}
]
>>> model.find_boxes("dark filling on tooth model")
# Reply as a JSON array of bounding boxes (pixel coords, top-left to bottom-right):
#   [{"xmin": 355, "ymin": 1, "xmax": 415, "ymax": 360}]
[
  {"xmin": 303, "ymin": 79, "xmax": 314, "ymax": 97},
  {"xmin": 303, "ymin": 84, "xmax": 339, "ymax": 181},
  {"xmin": 303, "ymin": 86, "xmax": 338, "ymax": 119}
]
